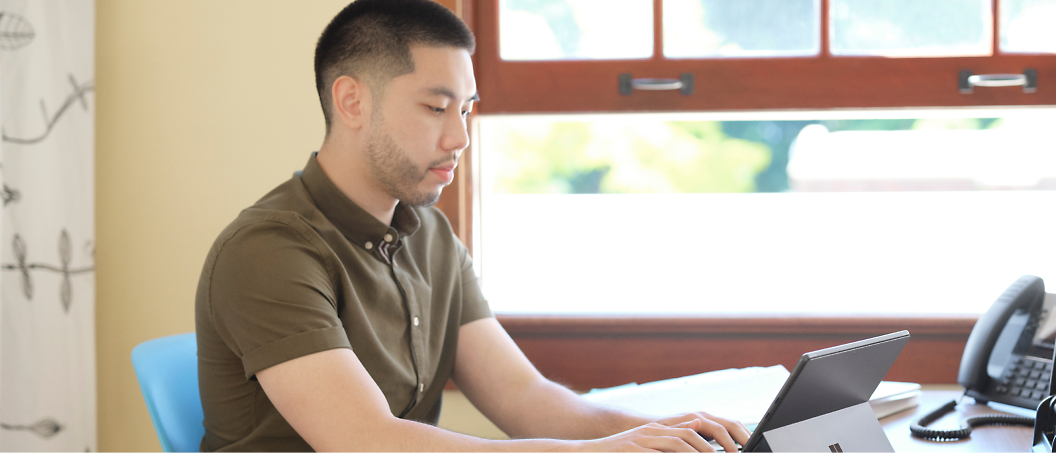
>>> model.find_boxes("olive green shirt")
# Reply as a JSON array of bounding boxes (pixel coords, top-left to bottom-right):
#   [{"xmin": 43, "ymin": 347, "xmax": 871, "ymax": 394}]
[{"xmin": 195, "ymin": 153, "xmax": 492, "ymax": 452}]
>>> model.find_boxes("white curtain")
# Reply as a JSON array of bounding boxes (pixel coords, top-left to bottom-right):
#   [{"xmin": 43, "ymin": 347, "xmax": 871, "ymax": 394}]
[{"xmin": 0, "ymin": 1, "xmax": 96, "ymax": 451}]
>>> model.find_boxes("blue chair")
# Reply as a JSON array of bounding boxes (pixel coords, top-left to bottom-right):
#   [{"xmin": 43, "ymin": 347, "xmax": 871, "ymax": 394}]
[{"xmin": 131, "ymin": 333, "xmax": 204, "ymax": 452}]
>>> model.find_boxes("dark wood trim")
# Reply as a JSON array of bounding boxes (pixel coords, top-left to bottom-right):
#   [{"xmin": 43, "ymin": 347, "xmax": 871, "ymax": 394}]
[
  {"xmin": 497, "ymin": 315, "xmax": 978, "ymax": 389},
  {"xmin": 473, "ymin": 0, "xmax": 1056, "ymax": 114},
  {"xmin": 475, "ymin": 55, "xmax": 1056, "ymax": 113},
  {"xmin": 433, "ymin": 0, "xmax": 458, "ymax": 13},
  {"xmin": 434, "ymin": 0, "xmax": 475, "ymax": 253},
  {"xmin": 434, "ymin": 126, "xmax": 474, "ymax": 254},
  {"xmin": 820, "ymin": 0, "xmax": 831, "ymax": 59},
  {"xmin": 651, "ymin": 0, "xmax": 663, "ymax": 63},
  {"xmin": 992, "ymin": 0, "xmax": 1001, "ymax": 57},
  {"xmin": 498, "ymin": 314, "xmax": 978, "ymax": 335}
]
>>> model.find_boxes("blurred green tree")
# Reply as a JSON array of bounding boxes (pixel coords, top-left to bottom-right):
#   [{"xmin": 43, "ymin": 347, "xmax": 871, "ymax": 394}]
[{"xmin": 491, "ymin": 120, "xmax": 770, "ymax": 194}]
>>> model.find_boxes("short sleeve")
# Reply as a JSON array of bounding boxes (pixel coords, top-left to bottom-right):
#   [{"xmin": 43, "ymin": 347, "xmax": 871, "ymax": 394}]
[
  {"xmin": 205, "ymin": 216, "xmax": 351, "ymax": 379},
  {"xmin": 457, "ymin": 238, "xmax": 493, "ymax": 325}
]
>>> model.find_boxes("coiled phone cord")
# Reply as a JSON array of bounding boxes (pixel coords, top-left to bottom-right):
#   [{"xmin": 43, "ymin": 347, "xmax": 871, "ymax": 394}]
[{"xmin": 910, "ymin": 396, "xmax": 1036, "ymax": 441}]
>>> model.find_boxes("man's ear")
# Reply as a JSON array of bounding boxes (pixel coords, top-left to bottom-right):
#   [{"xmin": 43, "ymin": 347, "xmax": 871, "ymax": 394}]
[{"xmin": 331, "ymin": 75, "xmax": 369, "ymax": 130}]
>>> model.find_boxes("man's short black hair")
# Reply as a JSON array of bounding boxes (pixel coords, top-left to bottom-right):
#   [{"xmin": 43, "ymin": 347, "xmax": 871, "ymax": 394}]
[{"xmin": 315, "ymin": 0, "xmax": 475, "ymax": 133}]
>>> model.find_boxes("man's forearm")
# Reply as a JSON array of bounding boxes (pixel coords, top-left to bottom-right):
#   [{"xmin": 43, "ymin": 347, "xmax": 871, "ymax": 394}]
[
  {"xmin": 257, "ymin": 348, "xmax": 710, "ymax": 452},
  {"xmin": 354, "ymin": 411, "xmax": 718, "ymax": 451},
  {"xmin": 351, "ymin": 411, "xmax": 715, "ymax": 453},
  {"xmin": 331, "ymin": 417, "xmax": 576, "ymax": 452},
  {"xmin": 490, "ymin": 378, "xmax": 750, "ymax": 453},
  {"xmin": 452, "ymin": 319, "xmax": 655, "ymax": 441},
  {"xmin": 495, "ymin": 378, "xmax": 653, "ymax": 440}
]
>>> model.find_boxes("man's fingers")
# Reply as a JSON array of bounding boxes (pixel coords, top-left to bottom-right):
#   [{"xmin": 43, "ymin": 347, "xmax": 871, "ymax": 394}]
[
  {"xmin": 701, "ymin": 418, "xmax": 734, "ymax": 449},
  {"xmin": 711, "ymin": 417, "xmax": 751, "ymax": 445},
  {"xmin": 651, "ymin": 425, "xmax": 714, "ymax": 452},
  {"xmin": 637, "ymin": 434, "xmax": 707, "ymax": 453},
  {"xmin": 731, "ymin": 421, "xmax": 751, "ymax": 444},
  {"xmin": 682, "ymin": 412, "xmax": 750, "ymax": 447},
  {"xmin": 673, "ymin": 419, "xmax": 702, "ymax": 431},
  {"xmin": 713, "ymin": 417, "xmax": 750, "ymax": 442},
  {"xmin": 600, "ymin": 421, "xmax": 731, "ymax": 453},
  {"xmin": 661, "ymin": 413, "xmax": 697, "ymax": 427},
  {"xmin": 692, "ymin": 416, "xmax": 743, "ymax": 451}
]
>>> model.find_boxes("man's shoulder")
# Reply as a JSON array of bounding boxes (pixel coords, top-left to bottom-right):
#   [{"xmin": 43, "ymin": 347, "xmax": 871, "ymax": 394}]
[
  {"xmin": 247, "ymin": 175, "xmax": 319, "ymax": 220},
  {"xmin": 210, "ymin": 176, "xmax": 327, "ymax": 258}
]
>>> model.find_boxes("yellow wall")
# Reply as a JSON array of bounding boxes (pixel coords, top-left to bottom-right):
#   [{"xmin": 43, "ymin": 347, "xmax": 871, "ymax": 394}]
[{"xmin": 97, "ymin": 1, "xmax": 354, "ymax": 450}]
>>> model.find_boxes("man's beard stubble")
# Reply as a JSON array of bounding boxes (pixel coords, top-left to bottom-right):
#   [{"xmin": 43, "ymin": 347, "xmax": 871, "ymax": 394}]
[{"xmin": 364, "ymin": 124, "xmax": 449, "ymax": 208}]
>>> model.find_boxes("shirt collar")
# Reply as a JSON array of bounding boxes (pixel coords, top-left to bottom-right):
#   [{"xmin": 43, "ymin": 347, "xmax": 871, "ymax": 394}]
[{"xmin": 300, "ymin": 153, "xmax": 421, "ymax": 251}]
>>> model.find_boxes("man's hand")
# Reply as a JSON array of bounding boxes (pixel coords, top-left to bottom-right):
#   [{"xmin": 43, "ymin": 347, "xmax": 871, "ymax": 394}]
[
  {"xmin": 452, "ymin": 318, "xmax": 752, "ymax": 450},
  {"xmin": 578, "ymin": 420, "xmax": 717, "ymax": 452},
  {"xmin": 655, "ymin": 412, "xmax": 751, "ymax": 452}
]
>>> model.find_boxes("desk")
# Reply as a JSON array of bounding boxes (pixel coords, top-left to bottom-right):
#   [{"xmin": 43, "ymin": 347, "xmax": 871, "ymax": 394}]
[
  {"xmin": 439, "ymin": 387, "xmax": 1040, "ymax": 450},
  {"xmin": 881, "ymin": 388, "xmax": 1035, "ymax": 452}
]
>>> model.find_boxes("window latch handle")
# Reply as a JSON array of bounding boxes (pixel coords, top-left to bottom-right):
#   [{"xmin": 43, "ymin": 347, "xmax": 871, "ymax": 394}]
[
  {"xmin": 619, "ymin": 73, "xmax": 694, "ymax": 96},
  {"xmin": 959, "ymin": 69, "xmax": 1037, "ymax": 94}
]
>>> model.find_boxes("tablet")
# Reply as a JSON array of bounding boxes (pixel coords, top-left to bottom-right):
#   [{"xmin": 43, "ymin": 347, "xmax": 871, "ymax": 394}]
[{"xmin": 741, "ymin": 330, "xmax": 911, "ymax": 452}]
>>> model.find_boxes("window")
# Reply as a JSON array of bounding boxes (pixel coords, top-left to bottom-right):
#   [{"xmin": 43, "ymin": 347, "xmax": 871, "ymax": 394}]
[
  {"xmin": 471, "ymin": 0, "xmax": 1056, "ymax": 112},
  {"xmin": 451, "ymin": 0, "xmax": 1056, "ymax": 316},
  {"xmin": 473, "ymin": 109, "xmax": 1056, "ymax": 315}
]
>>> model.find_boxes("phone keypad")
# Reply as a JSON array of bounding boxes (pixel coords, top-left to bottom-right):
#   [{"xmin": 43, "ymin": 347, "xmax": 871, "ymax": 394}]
[{"xmin": 997, "ymin": 356, "xmax": 1054, "ymax": 403}]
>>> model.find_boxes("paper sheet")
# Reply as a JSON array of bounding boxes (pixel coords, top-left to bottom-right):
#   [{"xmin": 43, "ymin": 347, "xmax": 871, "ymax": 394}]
[{"xmin": 582, "ymin": 365, "xmax": 791, "ymax": 424}]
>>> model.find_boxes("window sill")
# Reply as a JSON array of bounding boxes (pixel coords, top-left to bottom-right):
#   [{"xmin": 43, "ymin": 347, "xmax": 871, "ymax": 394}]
[{"xmin": 496, "ymin": 314, "xmax": 977, "ymax": 389}]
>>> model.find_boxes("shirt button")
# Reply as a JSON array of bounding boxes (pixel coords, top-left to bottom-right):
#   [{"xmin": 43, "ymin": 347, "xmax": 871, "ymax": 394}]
[
  {"xmin": 384, "ymin": 233, "xmax": 394, "ymax": 243},
  {"xmin": 413, "ymin": 316, "xmax": 420, "ymax": 326},
  {"xmin": 364, "ymin": 241, "xmax": 373, "ymax": 250},
  {"xmin": 419, "ymin": 383, "xmax": 424, "ymax": 393}
]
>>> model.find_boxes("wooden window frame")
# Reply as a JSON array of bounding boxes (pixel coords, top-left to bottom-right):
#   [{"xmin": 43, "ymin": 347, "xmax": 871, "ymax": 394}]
[
  {"xmin": 497, "ymin": 314, "xmax": 978, "ymax": 387},
  {"xmin": 472, "ymin": 0, "xmax": 1056, "ymax": 113},
  {"xmin": 432, "ymin": 0, "xmax": 1053, "ymax": 387}
]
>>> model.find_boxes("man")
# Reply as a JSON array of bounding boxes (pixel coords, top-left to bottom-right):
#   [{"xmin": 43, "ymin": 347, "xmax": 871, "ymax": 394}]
[{"xmin": 195, "ymin": 0, "xmax": 750, "ymax": 450}]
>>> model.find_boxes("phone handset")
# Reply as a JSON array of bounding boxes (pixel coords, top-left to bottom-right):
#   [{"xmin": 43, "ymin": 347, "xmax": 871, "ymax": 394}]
[{"xmin": 958, "ymin": 275, "xmax": 1046, "ymax": 399}]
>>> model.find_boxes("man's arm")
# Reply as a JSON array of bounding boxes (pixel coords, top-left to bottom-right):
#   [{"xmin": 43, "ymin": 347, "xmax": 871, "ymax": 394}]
[
  {"xmin": 257, "ymin": 345, "xmax": 716, "ymax": 452},
  {"xmin": 452, "ymin": 318, "xmax": 751, "ymax": 451}
]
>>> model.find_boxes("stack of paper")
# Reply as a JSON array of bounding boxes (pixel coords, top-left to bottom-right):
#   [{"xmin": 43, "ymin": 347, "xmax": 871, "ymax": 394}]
[
  {"xmin": 583, "ymin": 366, "xmax": 790, "ymax": 425},
  {"xmin": 869, "ymin": 381, "xmax": 922, "ymax": 419},
  {"xmin": 583, "ymin": 366, "xmax": 922, "ymax": 425}
]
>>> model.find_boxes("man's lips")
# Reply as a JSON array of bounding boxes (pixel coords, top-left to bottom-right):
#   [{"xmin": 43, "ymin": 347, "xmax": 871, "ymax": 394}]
[{"xmin": 429, "ymin": 163, "xmax": 457, "ymax": 183}]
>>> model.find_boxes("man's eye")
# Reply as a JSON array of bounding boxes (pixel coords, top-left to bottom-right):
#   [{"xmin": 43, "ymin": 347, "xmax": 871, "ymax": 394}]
[
  {"xmin": 461, "ymin": 110, "xmax": 470, "ymax": 117},
  {"xmin": 431, "ymin": 106, "xmax": 445, "ymax": 114}
]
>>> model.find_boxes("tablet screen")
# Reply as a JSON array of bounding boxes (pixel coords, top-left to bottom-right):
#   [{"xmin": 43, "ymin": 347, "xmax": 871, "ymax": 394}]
[{"xmin": 741, "ymin": 330, "xmax": 910, "ymax": 452}]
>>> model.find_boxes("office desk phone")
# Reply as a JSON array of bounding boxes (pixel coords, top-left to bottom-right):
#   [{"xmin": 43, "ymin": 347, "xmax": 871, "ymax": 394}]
[{"xmin": 912, "ymin": 275, "xmax": 1054, "ymax": 444}]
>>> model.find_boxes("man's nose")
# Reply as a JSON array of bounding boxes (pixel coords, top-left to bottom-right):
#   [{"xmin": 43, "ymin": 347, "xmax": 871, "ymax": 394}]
[{"xmin": 441, "ymin": 113, "xmax": 470, "ymax": 153}]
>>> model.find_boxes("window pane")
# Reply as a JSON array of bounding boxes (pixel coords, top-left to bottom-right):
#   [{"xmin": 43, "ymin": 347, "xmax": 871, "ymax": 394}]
[
  {"xmin": 789, "ymin": 121, "xmax": 1056, "ymax": 190},
  {"xmin": 499, "ymin": 0, "xmax": 653, "ymax": 61},
  {"xmin": 483, "ymin": 118, "xmax": 772, "ymax": 194},
  {"xmin": 664, "ymin": 0, "xmax": 820, "ymax": 58},
  {"xmin": 830, "ymin": 0, "xmax": 991, "ymax": 57},
  {"xmin": 480, "ymin": 115, "xmax": 1056, "ymax": 195},
  {"xmin": 475, "ymin": 110, "xmax": 1056, "ymax": 315},
  {"xmin": 1000, "ymin": 0, "xmax": 1056, "ymax": 54}
]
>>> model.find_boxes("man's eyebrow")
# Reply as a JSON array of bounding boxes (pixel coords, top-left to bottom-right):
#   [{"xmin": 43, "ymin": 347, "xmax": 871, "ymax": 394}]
[{"xmin": 425, "ymin": 86, "xmax": 480, "ymax": 103}]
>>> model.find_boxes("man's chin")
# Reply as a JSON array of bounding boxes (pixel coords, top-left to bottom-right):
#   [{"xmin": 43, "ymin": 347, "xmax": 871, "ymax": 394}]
[{"xmin": 400, "ymin": 189, "xmax": 442, "ymax": 208}]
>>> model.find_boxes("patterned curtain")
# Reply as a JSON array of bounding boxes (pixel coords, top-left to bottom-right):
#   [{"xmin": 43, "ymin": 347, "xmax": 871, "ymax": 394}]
[{"xmin": 0, "ymin": 1, "xmax": 96, "ymax": 451}]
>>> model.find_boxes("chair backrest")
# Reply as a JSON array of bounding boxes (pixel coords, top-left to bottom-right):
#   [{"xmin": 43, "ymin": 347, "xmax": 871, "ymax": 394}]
[{"xmin": 131, "ymin": 332, "xmax": 204, "ymax": 452}]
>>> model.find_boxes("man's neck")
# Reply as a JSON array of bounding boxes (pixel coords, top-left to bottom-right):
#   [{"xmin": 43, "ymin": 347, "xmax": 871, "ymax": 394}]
[{"xmin": 316, "ymin": 141, "xmax": 398, "ymax": 226}]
